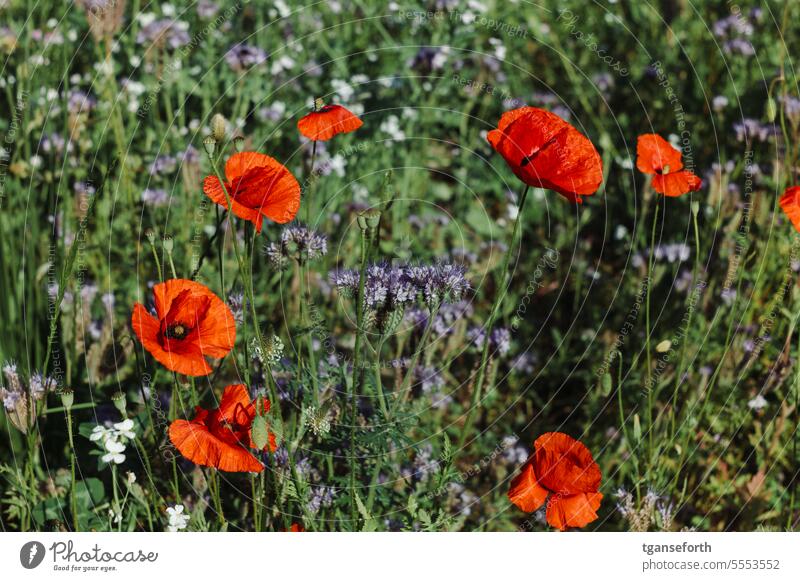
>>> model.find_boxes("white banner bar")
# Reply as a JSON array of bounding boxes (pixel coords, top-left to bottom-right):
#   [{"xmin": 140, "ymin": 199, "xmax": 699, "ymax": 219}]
[{"xmin": 2, "ymin": 532, "xmax": 799, "ymax": 580}]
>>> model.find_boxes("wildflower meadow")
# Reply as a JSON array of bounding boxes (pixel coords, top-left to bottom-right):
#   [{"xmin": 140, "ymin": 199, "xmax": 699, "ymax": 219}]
[{"xmin": 2, "ymin": 0, "xmax": 800, "ymax": 543}]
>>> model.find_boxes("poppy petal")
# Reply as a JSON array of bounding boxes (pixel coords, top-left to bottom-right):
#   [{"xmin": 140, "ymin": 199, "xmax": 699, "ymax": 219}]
[
  {"xmin": 218, "ymin": 384, "xmax": 252, "ymax": 423},
  {"xmin": 508, "ymin": 462, "xmax": 549, "ymax": 512},
  {"xmin": 131, "ymin": 303, "xmax": 212, "ymax": 376},
  {"xmin": 545, "ymin": 492, "xmax": 603, "ymax": 531},
  {"xmin": 298, "ymin": 104, "xmax": 363, "ymax": 141},
  {"xmin": 134, "ymin": 280, "xmax": 234, "ymax": 376},
  {"xmin": 232, "ymin": 163, "xmax": 301, "ymax": 224},
  {"xmin": 534, "ymin": 432, "xmax": 602, "ymax": 495},
  {"xmin": 487, "ymin": 107, "xmax": 602, "ymax": 201},
  {"xmin": 636, "ymin": 134, "xmax": 684, "ymax": 175},
  {"xmin": 169, "ymin": 419, "xmax": 263, "ymax": 473},
  {"xmin": 652, "ymin": 170, "xmax": 702, "ymax": 197},
  {"xmin": 779, "ymin": 186, "xmax": 800, "ymax": 232},
  {"xmin": 202, "ymin": 174, "xmax": 265, "ymax": 231},
  {"xmin": 196, "ymin": 295, "xmax": 237, "ymax": 358}
]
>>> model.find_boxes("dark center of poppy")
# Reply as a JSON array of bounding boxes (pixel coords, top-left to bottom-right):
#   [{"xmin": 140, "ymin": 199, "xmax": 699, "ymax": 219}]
[
  {"xmin": 520, "ymin": 135, "xmax": 560, "ymax": 168},
  {"xmin": 165, "ymin": 323, "xmax": 189, "ymax": 340},
  {"xmin": 655, "ymin": 164, "xmax": 671, "ymax": 176}
]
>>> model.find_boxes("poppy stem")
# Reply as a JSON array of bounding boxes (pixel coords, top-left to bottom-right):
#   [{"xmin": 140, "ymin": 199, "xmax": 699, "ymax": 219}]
[
  {"xmin": 459, "ymin": 185, "xmax": 530, "ymax": 451},
  {"xmin": 672, "ymin": 202, "xmax": 701, "ymax": 435},
  {"xmin": 349, "ymin": 224, "xmax": 371, "ymax": 528},
  {"xmin": 64, "ymin": 405, "xmax": 79, "ymax": 532},
  {"xmin": 645, "ymin": 197, "xmax": 661, "ymax": 457},
  {"xmin": 209, "ymin": 468, "xmax": 226, "ymax": 528}
]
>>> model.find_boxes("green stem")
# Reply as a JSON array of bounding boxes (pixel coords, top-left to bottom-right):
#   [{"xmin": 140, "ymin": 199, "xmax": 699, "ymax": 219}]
[
  {"xmin": 645, "ymin": 197, "xmax": 660, "ymax": 458},
  {"xmin": 459, "ymin": 185, "xmax": 530, "ymax": 451},
  {"xmin": 348, "ymin": 226, "xmax": 370, "ymax": 528},
  {"xmin": 65, "ymin": 407, "xmax": 79, "ymax": 531}
]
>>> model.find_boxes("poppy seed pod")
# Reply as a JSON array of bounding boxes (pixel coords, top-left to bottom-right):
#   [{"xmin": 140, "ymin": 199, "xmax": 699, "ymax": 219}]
[
  {"xmin": 364, "ymin": 209, "xmax": 381, "ymax": 230},
  {"xmin": 202, "ymin": 136, "xmax": 216, "ymax": 157},
  {"xmin": 111, "ymin": 391, "xmax": 127, "ymax": 415},
  {"xmin": 60, "ymin": 388, "xmax": 74, "ymax": 411}
]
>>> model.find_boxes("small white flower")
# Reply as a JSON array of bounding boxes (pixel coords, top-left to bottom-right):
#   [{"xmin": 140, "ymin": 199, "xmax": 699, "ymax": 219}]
[
  {"xmin": 90, "ymin": 425, "xmax": 111, "ymax": 442},
  {"xmin": 126, "ymin": 471, "xmax": 137, "ymax": 485},
  {"xmin": 102, "ymin": 439, "xmax": 127, "ymax": 464},
  {"xmin": 166, "ymin": 504, "xmax": 190, "ymax": 532},
  {"xmin": 748, "ymin": 394, "xmax": 767, "ymax": 411},
  {"xmin": 114, "ymin": 419, "xmax": 136, "ymax": 439}
]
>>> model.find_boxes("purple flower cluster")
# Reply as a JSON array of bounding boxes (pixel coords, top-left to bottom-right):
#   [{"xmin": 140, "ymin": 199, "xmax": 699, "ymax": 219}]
[
  {"xmin": 141, "ymin": 188, "xmax": 169, "ymax": 207},
  {"xmin": 405, "ymin": 300, "xmax": 473, "ymax": 337},
  {"xmin": 307, "ymin": 485, "xmax": 336, "ymax": 514},
  {"xmin": 467, "ymin": 326, "xmax": 511, "ymax": 358},
  {"xmin": 331, "ymin": 261, "xmax": 469, "ymax": 311},
  {"xmin": 149, "ymin": 154, "xmax": 177, "ymax": 176},
  {"xmin": 265, "ymin": 225, "xmax": 328, "ymax": 268},
  {"xmin": 137, "ymin": 19, "xmax": 191, "ymax": 50},
  {"xmin": 781, "ymin": 95, "xmax": 800, "ymax": 126},
  {"xmin": 405, "ymin": 262, "xmax": 470, "ymax": 306},
  {"xmin": 733, "ymin": 118, "xmax": 776, "ymax": 143},
  {"xmin": 713, "ymin": 10, "xmax": 759, "ymax": 56},
  {"xmin": 224, "ymin": 43, "xmax": 268, "ymax": 71}
]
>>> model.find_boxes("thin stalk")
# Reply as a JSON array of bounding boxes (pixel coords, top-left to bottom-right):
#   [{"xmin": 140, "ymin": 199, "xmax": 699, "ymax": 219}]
[
  {"xmin": 459, "ymin": 185, "xmax": 530, "ymax": 450},
  {"xmin": 645, "ymin": 197, "xmax": 660, "ymax": 457},
  {"xmin": 348, "ymin": 226, "xmax": 370, "ymax": 527},
  {"xmin": 65, "ymin": 406, "xmax": 79, "ymax": 531}
]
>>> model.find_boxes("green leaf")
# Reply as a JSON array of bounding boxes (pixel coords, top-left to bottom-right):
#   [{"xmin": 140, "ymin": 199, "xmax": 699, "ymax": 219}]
[
  {"xmin": 251, "ymin": 415, "xmax": 270, "ymax": 450},
  {"xmin": 32, "ymin": 497, "xmax": 64, "ymax": 526},
  {"xmin": 76, "ymin": 478, "xmax": 105, "ymax": 509},
  {"xmin": 600, "ymin": 373, "xmax": 612, "ymax": 397},
  {"xmin": 354, "ymin": 492, "xmax": 377, "ymax": 532}
]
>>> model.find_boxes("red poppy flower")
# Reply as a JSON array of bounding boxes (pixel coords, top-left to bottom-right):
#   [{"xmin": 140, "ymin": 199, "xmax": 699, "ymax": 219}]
[
  {"xmin": 131, "ymin": 279, "xmax": 235, "ymax": 377},
  {"xmin": 203, "ymin": 152, "xmax": 301, "ymax": 232},
  {"xmin": 779, "ymin": 186, "xmax": 800, "ymax": 232},
  {"xmin": 297, "ymin": 103, "xmax": 363, "ymax": 141},
  {"xmin": 487, "ymin": 107, "xmax": 603, "ymax": 203},
  {"xmin": 169, "ymin": 384, "xmax": 277, "ymax": 473},
  {"xmin": 286, "ymin": 523, "xmax": 305, "ymax": 532},
  {"xmin": 636, "ymin": 134, "xmax": 702, "ymax": 197},
  {"xmin": 508, "ymin": 432, "xmax": 603, "ymax": 531}
]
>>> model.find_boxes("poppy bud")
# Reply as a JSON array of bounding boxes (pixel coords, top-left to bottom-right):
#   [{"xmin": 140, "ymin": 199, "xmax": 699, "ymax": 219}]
[
  {"xmin": 691, "ymin": 201, "xmax": 700, "ymax": 217},
  {"xmin": 210, "ymin": 114, "xmax": 227, "ymax": 142},
  {"xmin": 203, "ymin": 136, "xmax": 216, "ymax": 157},
  {"xmin": 233, "ymin": 136, "xmax": 245, "ymax": 152},
  {"xmin": 111, "ymin": 391, "xmax": 127, "ymax": 416},
  {"xmin": 766, "ymin": 97, "xmax": 777, "ymax": 123},
  {"xmin": 60, "ymin": 388, "xmax": 74, "ymax": 411}
]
